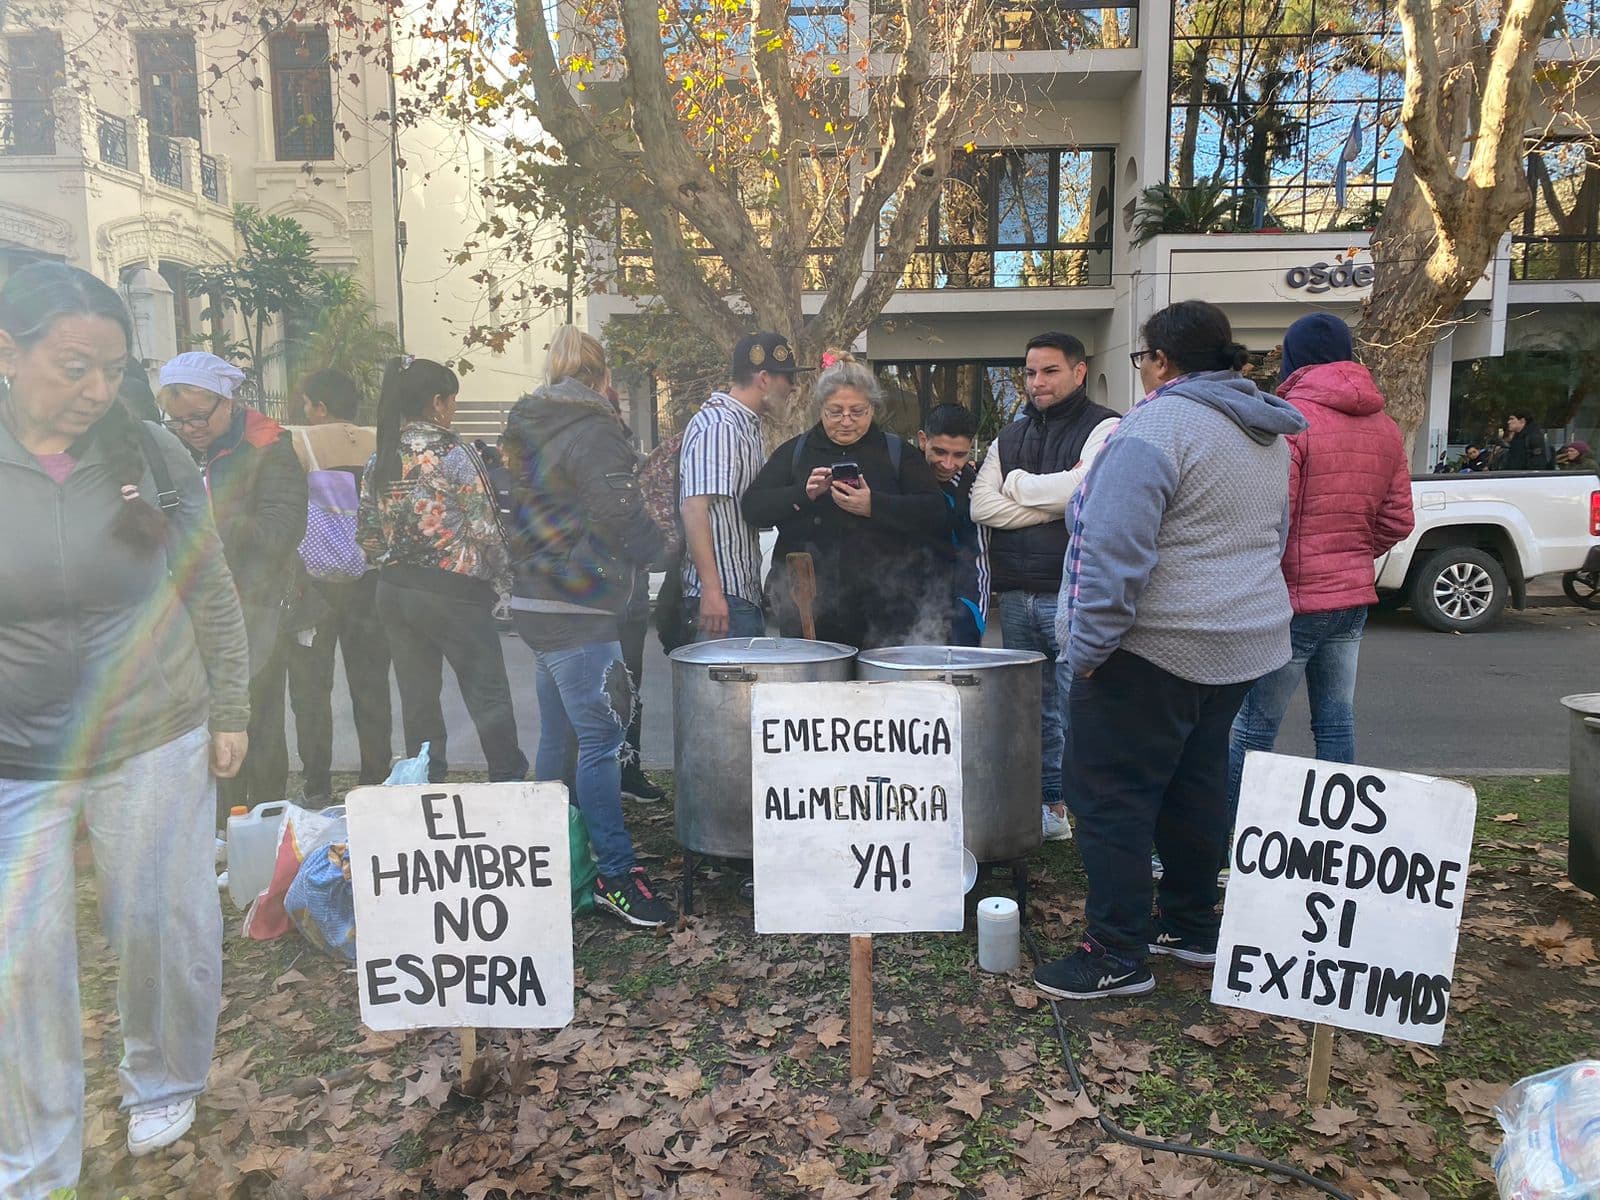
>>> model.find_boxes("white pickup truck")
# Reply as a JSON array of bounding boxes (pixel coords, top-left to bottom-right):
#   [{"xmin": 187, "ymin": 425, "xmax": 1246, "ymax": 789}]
[{"xmin": 1377, "ymin": 470, "xmax": 1600, "ymax": 632}]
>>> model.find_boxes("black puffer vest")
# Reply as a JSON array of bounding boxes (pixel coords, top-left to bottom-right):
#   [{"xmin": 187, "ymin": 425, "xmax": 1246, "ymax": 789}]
[{"xmin": 989, "ymin": 388, "xmax": 1119, "ymax": 592}]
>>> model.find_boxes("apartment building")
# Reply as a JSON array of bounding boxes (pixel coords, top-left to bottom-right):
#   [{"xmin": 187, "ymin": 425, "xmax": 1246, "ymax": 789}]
[
  {"xmin": 580, "ymin": 0, "xmax": 1600, "ymax": 468},
  {"xmin": 0, "ymin": 4, "xmax": 556, "ymax": 416}
]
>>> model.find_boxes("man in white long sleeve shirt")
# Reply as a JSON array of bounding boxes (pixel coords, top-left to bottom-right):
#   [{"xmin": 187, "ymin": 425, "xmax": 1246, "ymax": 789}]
[{"xmin": 970, "ymin": 332, "xmax": 1119, "ymax": 841}]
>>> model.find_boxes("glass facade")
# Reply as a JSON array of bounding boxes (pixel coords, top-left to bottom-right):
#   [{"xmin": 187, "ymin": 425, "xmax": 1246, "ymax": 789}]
[
  {"xmin": 1166, "ymin": 0, "xmax": 1402, "ymax": 232},
  {"xmin": 884, "ymin": 147, "xmax": 1115, "ymax": 288},
  {"xmin": 1512, "ymin": 141, "xmax": 1600, "ymax": 281},
  {"xmin": 873, "ymin": 360, "xmax": 1027, "ymax": 438}
]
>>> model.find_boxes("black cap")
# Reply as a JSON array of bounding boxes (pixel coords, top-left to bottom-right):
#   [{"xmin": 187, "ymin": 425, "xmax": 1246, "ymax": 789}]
[{"xmin": 732, "ymin": 331, "xmax": 811, "ymax": 377}]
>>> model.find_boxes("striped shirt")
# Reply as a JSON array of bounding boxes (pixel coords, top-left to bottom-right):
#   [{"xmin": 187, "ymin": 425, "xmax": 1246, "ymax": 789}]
[{"xmin": 678, "ymin": 392, "xmax": 765, "ymax": 604}]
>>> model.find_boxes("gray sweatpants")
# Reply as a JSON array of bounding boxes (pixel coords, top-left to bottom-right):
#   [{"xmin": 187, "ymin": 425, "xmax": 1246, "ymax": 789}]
[{"xmin": 0, "ymin": 725, "xmax": 221, "ymax": 1199}]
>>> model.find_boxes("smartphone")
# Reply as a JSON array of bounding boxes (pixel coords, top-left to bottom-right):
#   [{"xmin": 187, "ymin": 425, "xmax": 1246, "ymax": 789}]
[{"xmin": 830, "ymin": 461, "xmax": 862, "ymax": 487}]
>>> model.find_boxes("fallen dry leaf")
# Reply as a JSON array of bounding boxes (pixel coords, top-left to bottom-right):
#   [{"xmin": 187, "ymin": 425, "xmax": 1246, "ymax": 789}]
[
  {"xmin": 943, "ymin": 1076, "xmax": 992, "ymax": 1120},
  {"xmin": 1307, "ymin": 1103, "xmax": 1360, "ymax": 1136},
  {"xmin": 1492, "ymin": 812, "xmax": 1520, "ymax": 823},
  {"xmin": 809, "ymin": 1014, "xmax": 848, "ymax": 1048}
]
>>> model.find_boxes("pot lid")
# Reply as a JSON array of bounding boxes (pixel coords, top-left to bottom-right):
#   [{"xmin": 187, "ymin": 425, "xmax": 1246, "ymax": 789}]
[
  {"xmin": 857, "ymin": 646, "xmax": 1046, "ymax": 670},
  {"xmin": 1561, "ymin": 692, "xmax": 1600, "ymax": 717},
  {"xmin": 670, "ymin": 637, "xmax": 857, "ymax": 665}
]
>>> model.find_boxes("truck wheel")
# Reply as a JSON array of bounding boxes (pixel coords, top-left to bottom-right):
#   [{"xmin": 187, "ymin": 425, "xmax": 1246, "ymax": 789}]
[
  {"xmin": 1410, "ymin": 547, "xmax": 1508, "ymax": 633},
  {"xmin": 1564, "ymin": 569, "xmax": 1600, "ymax": 610}
]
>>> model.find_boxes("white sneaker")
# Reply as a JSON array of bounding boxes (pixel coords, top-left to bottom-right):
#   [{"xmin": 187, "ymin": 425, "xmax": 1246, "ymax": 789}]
[
  {"xmin": 1042, "ymin": 807, "xmax": 1072, "ymax": 842},
  {"xmin": 216, "ymin": 870, "xmax": 229, "ymax": 892},
  {"xmin": 127, "ymin": 1098, "xmax": 195, "ymax": 1156}
]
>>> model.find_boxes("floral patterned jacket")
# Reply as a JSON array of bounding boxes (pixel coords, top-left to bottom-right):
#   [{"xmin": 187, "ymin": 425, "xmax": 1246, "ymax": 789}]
[{"xmin": 356, "ymin": 421, "xmax": 512, "ymax": 598}]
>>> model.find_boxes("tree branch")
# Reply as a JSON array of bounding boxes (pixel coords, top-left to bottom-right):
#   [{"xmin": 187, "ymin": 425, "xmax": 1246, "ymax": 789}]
[
  {"xmin": 1467, "ymin": 0, "xmax": 1561, "ymax": 208},
  {"xmin": 1394, "ymin": 0, "xmax": 1462, "ymax": 219},
  {"xmin": 749, "ymin": 0, "xmax": 808, "ymax": 303}
]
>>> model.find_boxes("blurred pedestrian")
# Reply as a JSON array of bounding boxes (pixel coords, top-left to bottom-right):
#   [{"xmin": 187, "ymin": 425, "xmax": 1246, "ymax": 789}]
[
  {"xmin": 1557, "ymin": 440, "xmax": 1598, "ymax": 471},
  {"xmin": 0, "ymin": 264, "xmax": 248, "ymax": 1188},
  {"xmin": 357, "ymin": 357, "xmax": 525, "ymax": 783},
  {"xmin": 160, "ymin": 351, "xmax": 307, "ymax": 821},
  {"xmin": 917, "ymin": 403, "xmax": 990, "ymax": 646},
  {"xmin": 504, "ymin": 328, "xmax": 671, "ymax": 926}
]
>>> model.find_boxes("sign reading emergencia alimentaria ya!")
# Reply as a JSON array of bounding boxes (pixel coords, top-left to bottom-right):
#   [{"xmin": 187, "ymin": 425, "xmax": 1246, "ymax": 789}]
[
  {"xmin": 1212, "ymin": 753, "xmax": 1476, "ymax": 1046},
  {"xmin": 751, "ymin": 681, "xmax": 965, "ymax": 935},
  {"xmin": 346, "ymin": 782, "xmax": 574, "ymax": 1032}
]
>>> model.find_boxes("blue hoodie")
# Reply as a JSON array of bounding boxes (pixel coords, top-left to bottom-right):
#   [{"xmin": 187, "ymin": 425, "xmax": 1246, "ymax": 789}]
[{"xmin": 1059, "ymin": 370, "xmax": 1308, "ymax": 685}]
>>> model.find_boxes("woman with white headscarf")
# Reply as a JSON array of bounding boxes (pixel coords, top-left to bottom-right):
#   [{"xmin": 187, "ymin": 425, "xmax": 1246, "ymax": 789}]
[{"xmin": 159, "ymin": 352, "xmax": 308, "ymax": 819}]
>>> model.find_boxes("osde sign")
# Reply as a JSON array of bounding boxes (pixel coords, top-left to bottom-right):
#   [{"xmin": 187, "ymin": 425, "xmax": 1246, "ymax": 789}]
[{"xmin": 1284, "ymin": 255, "xmax": 1375, "ymax": 293}]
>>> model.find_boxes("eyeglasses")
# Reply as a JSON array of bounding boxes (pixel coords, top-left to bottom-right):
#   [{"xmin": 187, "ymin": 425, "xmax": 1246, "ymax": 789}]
[
  {"xmin": 162, "ymin": 395, "xmax": 225, "ymax": 432},
  {"xmin": 1129, "ymin": 350, "xmax": 1151, "ymax": 368},
  {"xmin": 821, "ymin": 407, "xmax": 871, "ymax": 421}
]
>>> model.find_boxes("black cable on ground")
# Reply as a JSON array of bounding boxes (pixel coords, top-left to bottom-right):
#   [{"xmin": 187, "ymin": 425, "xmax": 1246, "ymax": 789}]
[{"xmin": 1021, "ymin": 925, "xmax": 1357, "ymax": 1200}]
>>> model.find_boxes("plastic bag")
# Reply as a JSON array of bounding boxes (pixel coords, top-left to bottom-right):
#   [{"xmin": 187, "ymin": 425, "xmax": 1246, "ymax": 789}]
[
  {"xmin": 385, "ymin": 742, "xmax": 431, "ymax": 786},
  {"xmin": 285, "ymin": 839, "xmax": 357, "ymax": 962},
  {"xmin": 242, "ymin": 803, "xmax": 348, "ymax": 941},
  {"xmin": 1494, "ymin": 1060, "xmax": 1600, "ymax": 1199}
]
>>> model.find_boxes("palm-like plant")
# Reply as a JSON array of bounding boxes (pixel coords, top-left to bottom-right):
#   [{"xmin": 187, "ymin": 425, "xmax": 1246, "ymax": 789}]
[
  {"xmin": 295, "ymin": 275, "xmax": 403, "ymax": 419},
  {"xmin": 1130, "ymin": 181, "xmax": 1237, "ymax": 244}
]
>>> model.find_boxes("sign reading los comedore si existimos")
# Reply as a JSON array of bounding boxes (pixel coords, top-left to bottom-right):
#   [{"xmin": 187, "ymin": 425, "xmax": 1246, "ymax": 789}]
[
  {"xmin": 1212, "ymin": 754, "xmax": 1476, "ymax": 1045},
  {"xmin": 750, "ymin": 681, "xmax": 965, "ymax": 935},
  {"xmin": 346, "ymin": 782, "xmax": 574, "ymax": 1031}
]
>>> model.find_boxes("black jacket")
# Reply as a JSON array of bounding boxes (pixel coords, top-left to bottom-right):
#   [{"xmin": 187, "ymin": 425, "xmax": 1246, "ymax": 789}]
[
  {"xmin": 987, "ymin": 388, "xmax": 1118, "ymax": 592},
  {"xmin": 504, "ymin": 378, "xmax": 662, "ymax": 619},
  {"xmin": 202, "ymin": 407, "xmax": 309, "ymax": 609},
  {"xmin": 743, "ymin": 423, "xmax": 945, "ymax": 647},
  {"xmin": 1499, "ymin": 422, "xmax": 1551, "ymax": 471}
]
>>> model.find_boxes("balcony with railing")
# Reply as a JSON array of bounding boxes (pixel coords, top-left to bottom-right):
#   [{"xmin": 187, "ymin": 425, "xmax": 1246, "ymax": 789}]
[
  {"xmin": 0, "ymin": 88, "xmax": 231, "ymax": 209},
  {"xmin": 1510, "ymin": 142, "xmax": 1600, "ymax": 282},
  {"xmin": 0, "ymin": 99, "xmax": 56, "ymax": 156}
]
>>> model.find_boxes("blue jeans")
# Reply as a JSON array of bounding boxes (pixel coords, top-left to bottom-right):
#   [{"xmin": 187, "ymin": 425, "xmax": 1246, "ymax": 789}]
[
  {"xmin": 0, "ymin": 726, "xmax": 220, "ymax": 1199},
  {"xmin": 685, "ymin": 595, "xmax": 767, "ymax": 643},
  {"xmin": 532, "ymin": 641, "xmax": 637, "ymax": 879},
  {"xmin": 999, "ymin": 590, "xmax": 1062, "ymax": 806},
  {"xmin": 1227, "ymin": 605, "xmax": 1368, "ymax": 824}
]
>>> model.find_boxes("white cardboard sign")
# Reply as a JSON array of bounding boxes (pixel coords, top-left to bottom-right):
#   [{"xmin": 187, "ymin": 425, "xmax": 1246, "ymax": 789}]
[
  {"xmin": 751, "ymin": 681, "xmax": 964, "ymax": 935},
  {"xmin": 1211, "ymin": 753, "xmax": 1475, "ymax": 1045},
  {"xmin": 347, "ymin": 782, "xmax": 574, "ymax": 1031}
]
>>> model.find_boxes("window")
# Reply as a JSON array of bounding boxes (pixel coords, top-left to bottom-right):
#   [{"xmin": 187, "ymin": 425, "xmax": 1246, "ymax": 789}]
[
  {"xmin": 270, "ymin": 27, "xmax": 334, "ymax": 161},
  {"xmin": 135, "ymin": 32, "xmax": 200, "ymax": 142},
  {"xmin": 1512, "ymin": 141, "xmax": 1600, "ymax": 281},
  {"xmin": 1166, "ymin": 0, "xmax": 1403, "ymax": 233},
  {"xmin": 874, "ymin": 360, "xmax": 1027, "ymax": 436},
  {"xmin": 2, "ymin": 32, "xmax": 63, "ymax": 155},
  {"xmin": 884, "ymin": 147, "xmax": 1115, "ymax": 288}
]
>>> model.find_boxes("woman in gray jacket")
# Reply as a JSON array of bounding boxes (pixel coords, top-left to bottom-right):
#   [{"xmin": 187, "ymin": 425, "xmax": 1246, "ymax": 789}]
[{"xmin": 0, "ymin": 264, "xmax": 249, "ymax": 1195}]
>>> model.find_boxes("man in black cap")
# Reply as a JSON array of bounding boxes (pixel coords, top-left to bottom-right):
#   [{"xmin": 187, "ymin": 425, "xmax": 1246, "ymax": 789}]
[{"xmin": 678, "ymin": 332, "xmax": 806, "ymax": 642}]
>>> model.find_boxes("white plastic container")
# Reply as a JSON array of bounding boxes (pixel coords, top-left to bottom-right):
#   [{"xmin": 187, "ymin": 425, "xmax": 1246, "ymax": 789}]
[
  {"xmin": 976, "ymin": 896, "xmax": 1021, "ymax": 973},
  {"xmin": 225, "ymin": 801, "xmax": 287, "ymax": 911}
]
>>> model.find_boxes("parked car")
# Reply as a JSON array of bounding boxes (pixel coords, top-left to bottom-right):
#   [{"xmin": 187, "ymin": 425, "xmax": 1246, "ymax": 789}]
[{"xmin": 1377, "ymin": 470, "xmax": 1600, "ymax": 632}]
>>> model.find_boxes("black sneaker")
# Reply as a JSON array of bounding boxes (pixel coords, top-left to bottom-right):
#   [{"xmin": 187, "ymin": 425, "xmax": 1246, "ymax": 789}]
[
  {"xmin": 1148, "ymin": 924, "xmax": 1217, "ymax": 966},
  {"xmin": 1033, "ymin": 938, "xmax": 1154, "ymax": 1000},
  {"xmin": 593, "ymin": 867, "xmax": 673, "ymax": 927},
  {"xmin": 620, "ymin": 769, "xmax": 666, "ymax": 804}
]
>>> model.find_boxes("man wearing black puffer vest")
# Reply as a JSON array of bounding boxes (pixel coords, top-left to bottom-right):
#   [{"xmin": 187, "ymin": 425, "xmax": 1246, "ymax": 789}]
[{"xmin": 971, "ymin": 332, "xmax": 1118, "ymax": 844}]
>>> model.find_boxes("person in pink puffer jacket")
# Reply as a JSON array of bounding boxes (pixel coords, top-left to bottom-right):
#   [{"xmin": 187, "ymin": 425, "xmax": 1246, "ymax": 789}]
[{"xmin": 1226, "ymin": 313, "xmax": 1415, "ymax": 821}]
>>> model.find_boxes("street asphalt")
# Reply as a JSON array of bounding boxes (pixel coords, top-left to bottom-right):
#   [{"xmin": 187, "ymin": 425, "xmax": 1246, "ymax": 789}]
[{"xmin": 299, "ymin": 600, "xmax": 1600, "ymax": 781}]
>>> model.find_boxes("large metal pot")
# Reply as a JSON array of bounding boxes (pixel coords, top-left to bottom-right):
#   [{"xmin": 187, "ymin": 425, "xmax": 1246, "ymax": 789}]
[
  {"xmin": 1559, "ymin": 693, "xmax": 1600, "ymax": 895},
  {"xmin": 856, "ymin": 646, "xmax": 1045, "ymax": 864},
  {"xmin": 671, "ymin": 637, "xmax": 857, "ymax": 858}
]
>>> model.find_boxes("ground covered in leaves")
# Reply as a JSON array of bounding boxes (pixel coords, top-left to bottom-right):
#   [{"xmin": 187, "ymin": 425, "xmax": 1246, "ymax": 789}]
[{"xmin": 68, "ymin": 775, "xmax": 1598, "ymax": 1200}]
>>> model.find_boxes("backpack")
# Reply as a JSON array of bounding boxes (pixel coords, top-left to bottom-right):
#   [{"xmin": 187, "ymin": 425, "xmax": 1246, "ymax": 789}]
[{"xmin": 293, "ymin": 430, "xmax": 368, "ymax": 582}]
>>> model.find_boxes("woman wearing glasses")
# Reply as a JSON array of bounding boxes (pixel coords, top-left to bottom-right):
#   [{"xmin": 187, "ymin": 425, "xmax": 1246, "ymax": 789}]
[
  {"xmin": 0, "ymin": 265, "xmax": 248, "ymax": 1187},
  {"xmin": 159, "ymin": 352, "xmax": 308, "ymax": 821},
  {"xmin": 742, "ymin": 351, "xmax": 945, "ymax": 648}
]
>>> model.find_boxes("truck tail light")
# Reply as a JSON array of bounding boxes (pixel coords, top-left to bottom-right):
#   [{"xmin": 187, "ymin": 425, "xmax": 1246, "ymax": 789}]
[{"xmin": 1591, "ymin": 490, "xmax": 1600, "ymax": 537}]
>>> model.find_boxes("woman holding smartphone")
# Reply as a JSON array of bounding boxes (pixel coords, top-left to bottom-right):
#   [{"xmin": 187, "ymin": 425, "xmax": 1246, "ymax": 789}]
[{"xmin": 742, "ymin": 352, "xmax": 945, "ymax": 648}]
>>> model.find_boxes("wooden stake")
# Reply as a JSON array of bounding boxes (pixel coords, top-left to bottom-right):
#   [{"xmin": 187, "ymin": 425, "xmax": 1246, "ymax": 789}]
[
  {"xmin": 1306, "ymin": 1024, "xmax": 1333, "ymax": 1105},
  {"xmin": 787, "ymin": 552, "xmax": 818, "ymax": 640},
  {"xmin": 461, "ymin": 1027, "xmax": 478, "ymax": 1080},
  {"xmin": 849, "ymin": 934, "xmax": 873, "ymax": 1081}
]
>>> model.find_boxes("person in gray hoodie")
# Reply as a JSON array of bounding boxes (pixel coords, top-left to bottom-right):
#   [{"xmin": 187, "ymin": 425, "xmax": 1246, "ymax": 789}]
[
  {"xmin": 0, "ymin": 264, "xmax": 249, "ymax": 1189},
  {"xmin": 1033, "ymin": 299, "xmax": 1306, "ymax": 1002}
]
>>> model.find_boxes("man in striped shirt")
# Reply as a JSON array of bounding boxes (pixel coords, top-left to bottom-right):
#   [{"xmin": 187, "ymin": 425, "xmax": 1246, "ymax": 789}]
[{"xmin": 679, "ymin": 332, "xmax": 806, "ymax": 642}]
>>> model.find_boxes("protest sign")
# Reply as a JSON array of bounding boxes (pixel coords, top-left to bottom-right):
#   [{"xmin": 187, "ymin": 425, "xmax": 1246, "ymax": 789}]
[
  {"xmin": 347, "ymin": 782, "xmax": 574, "ymax": 1032},
  {"xmin": 750, "ymin": 681, "xmax": 965, "ymax": 935},
  {"xmin": 1212, "ymin": 753, "xmax": 1476, "ymax": 1046}
]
